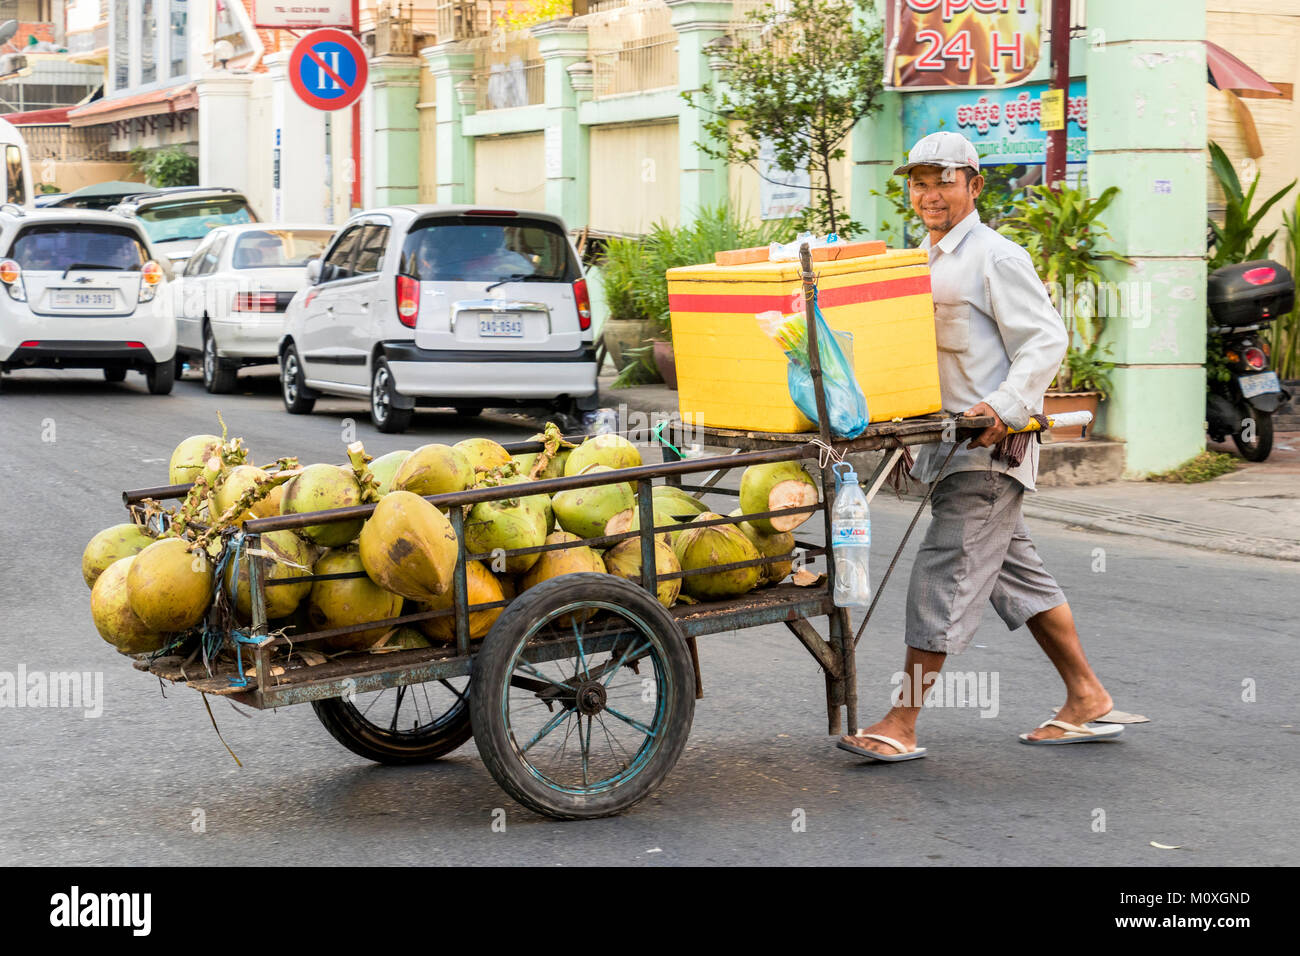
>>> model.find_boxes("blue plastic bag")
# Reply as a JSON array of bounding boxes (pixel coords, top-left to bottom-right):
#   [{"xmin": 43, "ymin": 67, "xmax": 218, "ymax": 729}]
[{"xmin": 764, "ymin": 291, "xmax": 868, "ymax": 442}]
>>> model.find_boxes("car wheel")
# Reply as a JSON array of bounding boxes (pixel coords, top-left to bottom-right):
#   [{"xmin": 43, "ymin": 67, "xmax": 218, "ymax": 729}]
[
  {"xmin": 370, "ymin": 358, "xmax": 413, "ymax": 433},
  {"xmin": 174, "ymin": 355, "xmax": 186, "ymax": 379},
  {"xmin": 203, "ymin": 324, "xmax": 238, "ymax": 394},
  {"xmin": 103, "ymin": 368, "xmax": 126, "ymax": 383},
  {"xmin": 145, "ymin": 359, "xmax": 174, "ymax": 395},
  {"xmin": 280, "ymin": 343, "xmax": 316, "ymax": 415}
]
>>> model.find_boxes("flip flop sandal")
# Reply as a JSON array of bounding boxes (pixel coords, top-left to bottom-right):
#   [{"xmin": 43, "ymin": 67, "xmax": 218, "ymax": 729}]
[
  {"xmin": 1020, "ymin": 718, "xmax": 1125, "ymax": 746},
  {"xmin": 836, "ymin": 732, "xmax": 928, "ymax": 762}
]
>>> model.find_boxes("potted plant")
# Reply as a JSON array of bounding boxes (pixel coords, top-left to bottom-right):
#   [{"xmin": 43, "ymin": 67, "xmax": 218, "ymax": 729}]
[
  {"xmin": 1001, "ymin": 183, "xmax": 1130, "ymax": 441},
  {"xmin": 597, "ymin": 238, "xmax": 657, "ymax": 376}
]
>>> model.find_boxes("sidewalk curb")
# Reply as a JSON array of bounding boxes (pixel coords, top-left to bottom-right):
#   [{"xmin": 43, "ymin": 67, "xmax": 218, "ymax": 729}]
[{"xmin": 1022, "ymin": 502, "xmax": 1300, "ymax": 562}]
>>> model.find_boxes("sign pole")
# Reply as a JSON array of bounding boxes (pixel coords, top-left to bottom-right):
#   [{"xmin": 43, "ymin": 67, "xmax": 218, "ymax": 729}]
[
  {"xmin": 1045, "ymin": 0, "xmax": 1070, "ymax": 189},
  {"xmin": 350, "ymin": 0, "xmax": 361, "ymax": 212}
]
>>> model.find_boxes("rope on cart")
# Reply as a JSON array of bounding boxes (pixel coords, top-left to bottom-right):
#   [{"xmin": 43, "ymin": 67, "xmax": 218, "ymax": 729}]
[
  {"xmin": 851, "ymin": 440, "xmax": 961, "ymax": 649},
  {"xmin": 808, "ymin": 437, "xmax": 846, "ymax": 470}
]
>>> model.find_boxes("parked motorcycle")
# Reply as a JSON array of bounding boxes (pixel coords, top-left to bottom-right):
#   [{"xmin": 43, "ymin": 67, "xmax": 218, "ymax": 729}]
[{"xmin": 1206, "ymin": 259, "xmax": 1294, "ymax": 462}]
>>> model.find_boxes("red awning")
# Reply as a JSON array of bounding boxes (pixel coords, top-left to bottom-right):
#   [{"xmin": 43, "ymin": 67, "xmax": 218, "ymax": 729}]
[
  {"xmin": 67, "ymin": 84, "xmax": 199, "ymax": 127},
  {"xmin": 2, "ymin": 107, "xmax": 71, "ymax": 125},
  {"xmin": 1206, "ymin": 41, "xmax": 1281, "ymax": 96}
]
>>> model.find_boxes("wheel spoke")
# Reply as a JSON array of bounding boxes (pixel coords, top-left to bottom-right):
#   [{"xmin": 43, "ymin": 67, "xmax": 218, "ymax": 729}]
[
  {"xmin": 604, "ymin": 705, "xmax": 656, "ymax": 737},
  {"xmin": 595, "ymin": 712, "xmax": 635, "ymax": 770},
  {"xmin": 571, "ymin": 617, "xmax": 590, "ymax": 680},
  {"xmin": 438, "ymin": 679, "xmax": 467, "ymax": 704},
  {"xmin": 602, "ymin": 639, "xmax": 651, "ymax": 687},
  {"xmin": 389, "ymin": 684, "xmax": 408, "ymax": 733},
  {"xmin": 520, "ymin": 704, "xmax": 573, "ymax": 754}
]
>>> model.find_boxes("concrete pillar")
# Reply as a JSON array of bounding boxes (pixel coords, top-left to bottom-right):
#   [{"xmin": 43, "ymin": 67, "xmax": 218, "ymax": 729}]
[
  {"xmin": 850, "ymin": 91, "xmax": 905, "ymax": 244},
  {"xmin": 668, "ymin": 0, "xmax": 733, "ymax": 224},
  {"xmin": 265, "ymin": 51, "xmax": 334, "ymax": 224},
  {"xmin": 366, "ymin": 54, "xmax": 423, "ymax": 208},
  {"xmin": 534, "ymin": 19, "xmax": 590, "ymax": 227},
  {"xmin": 1087, "ymin": 0, "xmax": 1207, "ymax": 475},
  {"xmin": 422, "ymin": 42, "xmax": 477, "ymax": 204},
  {"xmin": 196, "ymin": 71, "xmax": 254, "ymax": 194}
]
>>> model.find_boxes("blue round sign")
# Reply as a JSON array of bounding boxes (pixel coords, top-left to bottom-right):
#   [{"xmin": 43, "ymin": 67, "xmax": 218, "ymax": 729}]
[{"xmin": 289, "ymin": 29, "xmax": 368, "ymax": 112}]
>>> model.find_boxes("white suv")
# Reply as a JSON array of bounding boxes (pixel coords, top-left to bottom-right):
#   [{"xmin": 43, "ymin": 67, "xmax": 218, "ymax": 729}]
[
  {"xmin": 0, "ymin": 207, "xmax": 173, "ymax": 393},
  {"xmin": 278, "ymin": 205, "xmax": 598, "ymax": 432}
]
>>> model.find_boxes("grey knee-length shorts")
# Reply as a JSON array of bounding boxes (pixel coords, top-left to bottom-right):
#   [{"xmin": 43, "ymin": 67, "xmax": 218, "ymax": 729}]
[{"xmin": 905, "ymin": 470, "xmax": 1066, "ymax": 655}]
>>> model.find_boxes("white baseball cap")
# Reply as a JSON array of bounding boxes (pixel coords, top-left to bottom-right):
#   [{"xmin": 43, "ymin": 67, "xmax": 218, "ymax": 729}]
[{"xmin": 894, "ymin": 131, "xmax": 981, "ymax": 177}]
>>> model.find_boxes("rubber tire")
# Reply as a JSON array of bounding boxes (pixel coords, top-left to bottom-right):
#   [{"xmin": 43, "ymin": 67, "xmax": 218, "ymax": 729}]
[
  {"xmin": 203, "ymin": 324, "xmax": 238, "ymax": 394},
  {"xmin": 103, "ymin": 368, "xmax": 126, "ymax": 383},
  {"xmin": 1234, "ymin": 406, "xmax": 1273, "ymax": 462},
  {"xmin": 455, "ymin": 406, "xmax": 484, "ymax": 418},
  {"xmin": 311, "ymin": 691, "xmax": 473, "ymax": 765},
  {"xmin": 370, "ymin": 357, "xmax": 413, "ymax": 433},
  {"xmin": 471, "ymin": 573, "xmax": 695, "ymax": 820},
  {"xmin": 145, "ymin": 359, "xmax": 174, "ymax": 395},
  {"xmin": 174, "ymin": 355, "xmax": 186, "ymax": 379},
  {"xmin": 280, "ymin": 343, "xmax": 316, "ymax": 414}
]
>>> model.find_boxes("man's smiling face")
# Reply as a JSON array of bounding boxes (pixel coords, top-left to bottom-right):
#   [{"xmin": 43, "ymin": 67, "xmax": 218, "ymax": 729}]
[{"xmin": 908, "ymin": 165, "xmax": 984, "ymax": 235}]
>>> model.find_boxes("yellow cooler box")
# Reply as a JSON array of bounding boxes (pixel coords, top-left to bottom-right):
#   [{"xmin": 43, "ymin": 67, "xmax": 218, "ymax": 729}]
[{"xmin": 666, "ymin": 248, "xmax": 942, "ymax": 433}]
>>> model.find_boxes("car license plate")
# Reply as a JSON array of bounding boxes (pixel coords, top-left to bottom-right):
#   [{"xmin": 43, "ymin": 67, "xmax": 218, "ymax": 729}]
[
  {"xmin": 1239, "ymin": 371, "xmax": 1280, "ymax": 398},
  {"xmin": 479, "ymin": 314, "xmax": 523, "ymax": 337},
  {"xmin": 52, "ymin": 290, "xmax": 115, "ymax": 309}
]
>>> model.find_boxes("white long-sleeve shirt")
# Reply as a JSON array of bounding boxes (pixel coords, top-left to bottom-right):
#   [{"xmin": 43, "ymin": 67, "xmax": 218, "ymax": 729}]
[{"xmin": 909, "ymin": 209, "xmax": 1069, "ymax": 491}]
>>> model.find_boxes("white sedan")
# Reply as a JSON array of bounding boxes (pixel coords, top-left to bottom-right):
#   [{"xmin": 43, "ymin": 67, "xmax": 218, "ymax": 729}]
[{"xmin": 173, "ymin": 223, "xmax": 335, "ymax": 392}]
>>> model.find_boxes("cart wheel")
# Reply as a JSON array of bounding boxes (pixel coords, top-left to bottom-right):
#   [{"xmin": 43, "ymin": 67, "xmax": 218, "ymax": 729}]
[
  {"xmin": 311, "ymin": 676, "xmax": 472, "ymax": 764},
  {"xmin": 471, "ymin": 573, "xmax": 694, "ymax": 820}
]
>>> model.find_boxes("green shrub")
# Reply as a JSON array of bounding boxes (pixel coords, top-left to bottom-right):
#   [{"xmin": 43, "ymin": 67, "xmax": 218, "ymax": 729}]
[
  {"xmin": 131, "ymin": 146, "xmax": 198, "ymax": 188},
  {"xmin": 1147, "ymin": 451, "xmax": 1239, "ymax": 483}
]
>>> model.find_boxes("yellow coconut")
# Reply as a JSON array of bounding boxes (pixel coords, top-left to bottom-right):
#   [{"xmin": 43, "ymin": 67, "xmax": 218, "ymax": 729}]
[
  {"xmin": 211, "ymin": 464, "xmax": 272, "ymax": 525},
  {"xmin": 392, "ymin": 443, "xmax": 473, "ymax": 498},
  {"xmin": 603, "ymin": 537, "xmax": 682, "ymax": 609},
  {"xmin": 250, "ymin": 482, "xmax": 284, "ymax": 519},
  {"xmin": 223, "ymin": 529, "xmax": 315, "ymax": 620},
  {"xmin": 731, "ymin": 509, "xmax": 795, "ymax": 587},
  {"xmin": 454, "ymin": 437, "xmax": 512, "ymax": 474},
  {"xmin": 91, "ymin": 555, "xmax": 170, "ymax": 654},
  {"xmin": 357, "ymin": 490, "xmax": 459, "ymax": 601},
  {"xmin": 279, "ymin": 463, "xmax": 365, "ymax": 547},
  {"xmin": 168, "ymin": 434, "xmax": 222, "ymax": 485},
  {"xmin": 521, "ymin": 531, "xmax": 605, "ymax": 625},
  {"xmin": 126, "ymin": 537, "xmax": 215, "ymax": 632},
  {"xmin": 308, "ymin": 549, "xmax": 405, "ymax": 650},
  {"xmin": 368, "ymin": 450, "xmax": 413, "ymax": 496},
  {"xmin": 82, "ymin": 523, "xmax": 155, "ymax": 589},
  {"xmin": 418, "ymin": 560, "xmax": 506, "ymax": 643}
]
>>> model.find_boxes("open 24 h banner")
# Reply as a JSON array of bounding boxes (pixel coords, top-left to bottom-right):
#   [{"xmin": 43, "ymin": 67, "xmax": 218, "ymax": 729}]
[{"xmin": 885, "ymin": 0, "xmax": 1045, "ymax": 90}]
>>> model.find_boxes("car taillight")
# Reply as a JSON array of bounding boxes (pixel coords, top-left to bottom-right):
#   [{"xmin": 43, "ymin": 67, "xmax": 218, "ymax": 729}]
[
  {"xmin": 573, "ymin": 277, "xmax": 591, "ymax": 331},
  {"xmin": 1244, "ymin": 347, "xmax": 1266, "ymax": 369},
  {"xmin": 138, "ymin": 260, "xmax": 163, "ymax": 302},
  {"xmin": 126, "ymin": 341, "xmax": 145, "ymax": 348},
  {"xmin": 1, "ymin": 258, "xmax": 25, "ymax": 301},
  {"xmin": 234, "ymin": 292, "xmax": 280, "ymax": 313},
  {"xmin": 396, "ymin": 274, "xmax": 419, "ymax": 328}
]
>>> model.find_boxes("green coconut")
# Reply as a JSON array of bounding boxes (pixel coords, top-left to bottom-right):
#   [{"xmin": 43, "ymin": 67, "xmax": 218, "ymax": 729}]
[
  {"xmin": 82, "ymin": 523, "xmax": 155, "ymax": 589},
  {"xmin": 672, "ymin": 512, "xmax": 761, "ymax": 599},
  {"xmin": 652, "ymin": 485, "xmax": 711, "ymax": 519},
  {"xmin": 551, "ymin": 465, "xmax": 635, "ymax": 540},
  {"xmin": 418, "ymin": 560, "xmax": 505, "ymax": 643},
  {"xmin": 500, "ymin": 475, "xmax": 554, "ymax": 534},
  {"xmin": 126, "ymin": 537, "xmax": 215, "ymax": 632},
  {"xmin": 308, "ymin": 548, "xmax": 405, "ymax": 650},
  {"xmin": 603, "ymin": 501, "xmax": 681, "ymax": 547},
  {"xmin": 280, "ymin": 463, "xmax": 365, "ymax": 547},
  {"xmin": 358, "ymin": 491, "xmax": 459, "ymax": 602},
  {"xmin": 91, "ymin": 555, "xmax": 170, "ymax": 655},
  {"xmin": 168, "ymin": 434, "xmax": 222, "ymax": 485},
  {"xmin": 453, "ymin": 437, "xmax": 512, "ymax": 474},
  {"xmin": 731, "ymin": 509, "xmax": 795, "ymax": 587},
  {"xmin": 739, "ymin": 461, "xmax": 819, "ymax": 534},
  {"xmin": 223, "ymin": 529, "xmax": 314, "ymax": 620},
  {"xmin": 464, "ymin": 492, "xmax": 547, "ymax": 575},
  {"xmin": 392, "ymin": 443, "xmax": 474, "ymax": 499},
  {"xmin": 390, "ymin": 627, "xmax": 432, "ymax": 650},
  {"xmin": 368, "ymin": 450, "xmax": 412, "ymax": 496},
  {"xmin": 602, "ymin": 537, "xmax": 682, "ymax": 609},
  {"xmin": 563, "ymin": 433, "xmax": 642, "ymax": 476},
  {"xmin": 513, "ymin": 448, "xmax": 570, "ymax": 480}
]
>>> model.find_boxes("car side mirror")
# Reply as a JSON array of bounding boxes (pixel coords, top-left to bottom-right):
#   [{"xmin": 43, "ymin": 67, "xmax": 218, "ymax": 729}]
[{"xmin": 306, "ymin": 258, "xmax": 322, "ymax": 285}]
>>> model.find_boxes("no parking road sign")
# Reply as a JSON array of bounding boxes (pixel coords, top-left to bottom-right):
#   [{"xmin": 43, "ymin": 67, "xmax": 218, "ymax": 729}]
[{"xmin": 289, "ymin": 29, "xmax": 368, "ymax": 111}]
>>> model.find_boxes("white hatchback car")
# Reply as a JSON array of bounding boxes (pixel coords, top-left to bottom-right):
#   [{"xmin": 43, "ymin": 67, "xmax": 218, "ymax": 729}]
[
  {"xmin": 173, "ymin": 223, "xmax": 336, "ymax": 392},
  {"xmin": 0, "ymin": 206, "xmax": 172, "ymax": 392},
  {"xmin": 278, "ymin": 205, "xmax": 598, "ymax": 432}
]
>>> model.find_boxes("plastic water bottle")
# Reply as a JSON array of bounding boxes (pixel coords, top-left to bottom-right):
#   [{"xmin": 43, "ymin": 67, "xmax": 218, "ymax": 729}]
[{"xmin": 831, "ymin": 463, "xmax": 871, "ymax": 607}]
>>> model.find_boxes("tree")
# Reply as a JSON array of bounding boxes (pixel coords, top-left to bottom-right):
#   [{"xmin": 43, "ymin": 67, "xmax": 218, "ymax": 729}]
[{"xmin": 685, "ymin": 0, "xmax": 885, "ymax": 236}]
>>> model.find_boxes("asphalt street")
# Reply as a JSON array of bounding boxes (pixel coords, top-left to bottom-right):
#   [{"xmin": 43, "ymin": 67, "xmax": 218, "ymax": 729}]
[{"xmin": 2, "ymin": 365, "xmax": 1297, "ymax": 866}]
